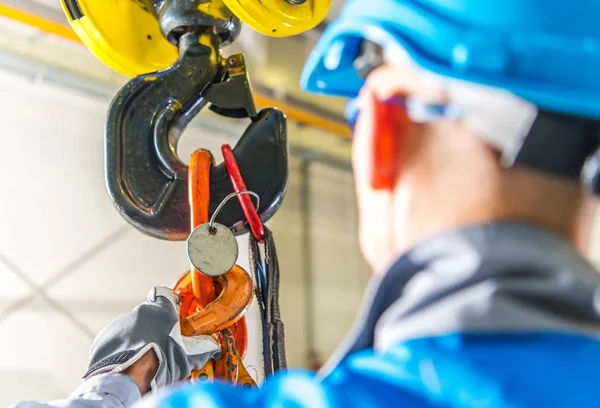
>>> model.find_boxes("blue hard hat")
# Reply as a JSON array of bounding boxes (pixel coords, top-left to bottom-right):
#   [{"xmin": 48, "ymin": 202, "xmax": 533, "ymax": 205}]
[{"xmin": 300, "ymin": 0, "xmax": 600, "ymax": 119}]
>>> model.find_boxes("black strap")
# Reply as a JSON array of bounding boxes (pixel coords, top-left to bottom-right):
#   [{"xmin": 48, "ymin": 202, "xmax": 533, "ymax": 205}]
[
  {"xmin": 510, "ymin": 110, "xmax": 600, "ymax": 183},
  {"xmin": 265, "ymin": 228, "xmax": 287, "ymax": 371},
  {"xmin": 249, "ymin": 228, "xmax": 287, "ymax": 377}
]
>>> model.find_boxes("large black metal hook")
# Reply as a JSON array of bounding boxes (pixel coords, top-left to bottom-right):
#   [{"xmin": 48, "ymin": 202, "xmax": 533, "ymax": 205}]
[{"xmin": 105, "ymin": 32, "xmax": 288, "ymax": 240}]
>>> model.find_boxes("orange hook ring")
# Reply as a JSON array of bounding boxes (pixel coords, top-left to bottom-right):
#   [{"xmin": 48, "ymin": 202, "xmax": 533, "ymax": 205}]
[
  {"xmin": 175, "ymin": 149, "xmax": 251, "ymax": 368},
  {"xmin": 188, "ymin": 150, "xmax": 216, "ymax": 304},
  {"xmin": 179, "ymin": 265, "xmax": 253, "ymax": 337}
]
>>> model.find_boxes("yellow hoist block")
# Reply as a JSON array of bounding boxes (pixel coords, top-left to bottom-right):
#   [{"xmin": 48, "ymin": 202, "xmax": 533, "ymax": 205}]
[
  {"xmin": 60, "ymin": 0, "xmax": 178, "ymax": 77},
  {"xmin": 223, "ymin": 0, "xmax": 331, "ymax": 37},
  {"xmin": 60, "ymin": 0, "xmax": 331, "ymax": 77}
]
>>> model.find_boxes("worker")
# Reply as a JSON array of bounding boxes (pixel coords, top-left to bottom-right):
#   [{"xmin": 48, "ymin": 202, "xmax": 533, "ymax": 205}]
[{"xmin": 15, "ymin": 0, "xmax": 600, "ymax": 407}]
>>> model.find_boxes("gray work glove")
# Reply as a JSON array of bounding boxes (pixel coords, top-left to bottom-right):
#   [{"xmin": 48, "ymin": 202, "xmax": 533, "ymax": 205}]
[{"xmin": 83, "ymin": 286, "xmax": 221, "ymax": 391}]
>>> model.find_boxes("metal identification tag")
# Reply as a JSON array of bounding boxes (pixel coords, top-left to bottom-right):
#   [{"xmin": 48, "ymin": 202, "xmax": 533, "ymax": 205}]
[{"xmin": 187, "ymin": 223, "xmax": 238, "ymax": 277}]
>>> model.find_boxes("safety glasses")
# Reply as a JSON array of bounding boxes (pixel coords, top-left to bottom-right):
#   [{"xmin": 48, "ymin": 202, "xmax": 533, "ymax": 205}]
[{"xmin": 345, "ymin": 95, "xmax": 464, "ymax": 131}]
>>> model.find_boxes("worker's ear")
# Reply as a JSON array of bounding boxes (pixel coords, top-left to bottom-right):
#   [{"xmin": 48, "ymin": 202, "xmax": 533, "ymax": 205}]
[{"xmin": 354, "ymin": 90, "xmax": 414, "ymax": 192}]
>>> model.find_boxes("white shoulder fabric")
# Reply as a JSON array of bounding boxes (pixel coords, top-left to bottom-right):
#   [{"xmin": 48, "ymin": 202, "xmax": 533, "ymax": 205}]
[
  {"xmin": 442, "ymin": 77, "xmax": 538, "ymax": 161},
  {"xmin": 384, "ymin": 44, "xmax": 539, "ymax": 158}
]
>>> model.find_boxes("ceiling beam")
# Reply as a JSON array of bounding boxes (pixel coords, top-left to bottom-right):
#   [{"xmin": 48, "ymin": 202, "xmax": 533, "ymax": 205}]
[{"xmin": 1, "ymin": 0, "xmax": 67, "ymax": 24}]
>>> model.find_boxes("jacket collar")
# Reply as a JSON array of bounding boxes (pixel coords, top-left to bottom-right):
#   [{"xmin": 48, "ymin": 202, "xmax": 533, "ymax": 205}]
[{"xmin": 320, "ymin": 221, "xmax": 600, "ymax": 376}]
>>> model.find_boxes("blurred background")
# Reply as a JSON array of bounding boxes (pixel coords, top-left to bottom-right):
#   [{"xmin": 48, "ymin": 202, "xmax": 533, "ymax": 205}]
[
  {"xmin": 2, "ymin": 1, "xmax": 600, "ymax": 406},
  {"xmin": 0, "ymin": 0, "xmax": 373, "ymax": 405}
]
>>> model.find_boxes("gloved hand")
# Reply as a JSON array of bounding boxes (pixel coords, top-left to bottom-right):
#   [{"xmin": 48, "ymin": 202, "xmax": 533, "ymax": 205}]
[{"xmin": 83, "ymin": 286, "xmax": 221, "ymax": 392}]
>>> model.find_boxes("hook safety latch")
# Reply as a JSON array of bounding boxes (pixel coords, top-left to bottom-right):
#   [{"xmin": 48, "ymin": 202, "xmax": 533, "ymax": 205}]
[{"xmin": 105, "ymin": 32, "xmax": 288, "ymax": 240}]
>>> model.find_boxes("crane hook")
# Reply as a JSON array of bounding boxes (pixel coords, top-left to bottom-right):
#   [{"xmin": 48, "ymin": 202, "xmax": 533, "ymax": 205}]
[{"xmin": 105, "ymin": 31, "xmax": 288, "ymax": 240}]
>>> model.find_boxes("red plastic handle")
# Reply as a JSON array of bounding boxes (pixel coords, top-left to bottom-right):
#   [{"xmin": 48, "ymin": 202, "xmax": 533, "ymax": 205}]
[{"xmin": 221, "ymin": 144, "xmax": 266, "ymax": 242}]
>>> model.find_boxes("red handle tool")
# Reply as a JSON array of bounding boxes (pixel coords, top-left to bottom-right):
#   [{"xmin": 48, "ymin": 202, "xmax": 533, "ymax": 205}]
[{"xmin": 222, "ymin": 144, "xmax": 266, "ymax": 242}]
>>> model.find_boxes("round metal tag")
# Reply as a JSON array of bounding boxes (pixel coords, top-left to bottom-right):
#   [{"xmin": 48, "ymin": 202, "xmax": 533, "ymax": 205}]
[{"xmin": 187, "ymin": 223, "xmax": 238, "ymax": 277}]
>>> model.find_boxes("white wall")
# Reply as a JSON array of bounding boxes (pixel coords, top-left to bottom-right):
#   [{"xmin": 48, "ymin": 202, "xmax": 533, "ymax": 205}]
[{"xmin": 0, "ymin": 67, "xmax": 368, "ymax": 405}]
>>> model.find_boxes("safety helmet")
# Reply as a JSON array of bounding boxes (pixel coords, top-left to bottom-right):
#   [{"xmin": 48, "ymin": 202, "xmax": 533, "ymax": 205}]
[{"xmin": 301, "ymin": 0, "xmax": 600, "ymax": 119}]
